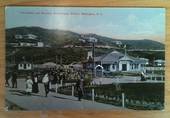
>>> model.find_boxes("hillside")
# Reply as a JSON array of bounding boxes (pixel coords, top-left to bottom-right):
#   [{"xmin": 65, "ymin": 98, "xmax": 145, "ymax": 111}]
[
  {"xmin": 6, "ymin": 26, "xmax": 81, "ymax": 46},
  {"xmin": 6, "ymin": 26, "xmax": 164, "ymax": 49}
]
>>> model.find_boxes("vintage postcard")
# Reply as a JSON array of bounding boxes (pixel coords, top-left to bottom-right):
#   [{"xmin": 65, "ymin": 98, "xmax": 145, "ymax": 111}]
[{"xmin": 5, "ymin": 6, "xmax": 165, "ymax": 111}]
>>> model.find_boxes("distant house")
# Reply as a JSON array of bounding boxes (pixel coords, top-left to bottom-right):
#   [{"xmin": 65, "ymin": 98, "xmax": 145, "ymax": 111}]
[
  {"xmin": 41, "ymin": 62, "xmax": 58, "ymax": 69},
  {"xmin": 18, "ymin": 61, "xmax": 32, "ymax": 70},
  {"xmin": 33, "ymin": 62, "xmax": 60, "ymax": 71},
  {"xmin": 25, "ymin": 34, "xmax": 37, "ymax": 39},
  {"xmin": 80, "ymin": 34, "xmax": 98, "ymax": 43},
  {"xmin": 15, "ymin": 34, "xmax": 37, "ymax": 40},
  {"xmin": 63, "ymin": 45, "xmax": 74, "ymax": 48},
  {"xmin": 37, "ymin": 42, "xmax": 44, "ymax": 47},
  {"xmin": 112, "ymin": 41, "xmax": 122, "ymax": 46},
  {"xmin": 19, "ymin": 42, "xmax": 36, "ymax": 47},
  {"xmin": 69, "ymin": 62, "xmax": 83, "ymax": 70},
  {"xmin": 154, "ymin": 59, "xmax": 165, "ymax": 66},
  {"xmin": 9, "ymin": 34, "xmax": 44, "ymax": 48},
  {"xmin": 15, "ymin": 35, "xmax": 23, "ymax": 39},
  {"xmin": 93, "ymin": 51, "xmax": 149, "ymax": 73}
]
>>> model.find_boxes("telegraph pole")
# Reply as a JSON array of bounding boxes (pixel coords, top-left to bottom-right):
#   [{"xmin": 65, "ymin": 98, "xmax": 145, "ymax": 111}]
[
  {"xmin": 92, "ymin": 42, "xmax": 95, "ymax": 78},
  {"xmin": 60, "ymin": 55, "xmax": 62, "ymax": 65}
]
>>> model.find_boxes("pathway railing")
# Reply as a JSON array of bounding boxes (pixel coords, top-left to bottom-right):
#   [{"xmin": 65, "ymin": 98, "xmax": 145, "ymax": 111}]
[{"xmin": 57, "ymin": 83, "xmax": 164, "ymax": 110}]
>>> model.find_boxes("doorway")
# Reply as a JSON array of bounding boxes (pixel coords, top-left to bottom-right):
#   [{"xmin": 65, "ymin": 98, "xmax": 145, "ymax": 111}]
[{"xmin": 122, "ymin": 64, "xmax": 127, "ymax": 71}]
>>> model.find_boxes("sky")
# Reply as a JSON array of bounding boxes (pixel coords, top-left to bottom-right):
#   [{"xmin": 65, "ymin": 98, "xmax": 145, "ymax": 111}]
[{"xmin": 5, "ymin": 6, "xmax": 165, "ymax": 43}]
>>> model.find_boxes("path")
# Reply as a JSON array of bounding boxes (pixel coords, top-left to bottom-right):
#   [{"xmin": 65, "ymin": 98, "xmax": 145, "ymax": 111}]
[{"xmin": 5, "ymin": 79, "xmax": 126, "ymax": 111}]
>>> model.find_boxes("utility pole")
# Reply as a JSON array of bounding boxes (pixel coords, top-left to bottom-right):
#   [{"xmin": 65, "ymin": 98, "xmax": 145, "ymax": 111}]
[
  {"xmin": 124, "ymin": 44, "xmax": 127, "ymax": 56},
  {"xmin": 60, "ymin": 55, "xmax": 62, "ymax": 65},
  {"xmin": 92, "ymin": 42, "xmax": 95, "ymax": 78},
  {"xmin": 89, "ymin": 37, "xmax": 97, "ymax": 79},
  {"xmin": 80, "ymin": 35, "xmax": 97, "ymax": 80},
  {"xmin": 56, "ymin": 55, "xmax": 58, "ymax": 64}
]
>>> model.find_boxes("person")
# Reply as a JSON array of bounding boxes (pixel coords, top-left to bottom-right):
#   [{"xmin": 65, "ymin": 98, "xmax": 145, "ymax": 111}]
[
  {"xmin": 76, "ymin": 79, "xmax": 84, "ymax": 101},
  {"xmin": 11, "ymin": 71, "xmax": 17, "ymax": 88},
  {"xmin": 32, "ymin": 74, "xmax": 39, "ymax": 93},
  {"xmin": 26, "ymin": 75, "xmax": 33, "ymax": 95},
  {"xmin": 140, "ymin": 72, "xmax": 146, "ymax": 81},
  {"xmin": 5, "ymin": 72, "xmax": 10, "ymax": 87},
  {"xmin": 42, "ymin": 73, "xmax": 50, "ymax": 97}
]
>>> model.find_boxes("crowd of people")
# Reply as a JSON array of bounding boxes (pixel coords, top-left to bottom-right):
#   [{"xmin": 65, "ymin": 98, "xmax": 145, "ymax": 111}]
[
  {"xmin": 6, "ymin": 67, "xmax": 85, "ymax": 100},
  {"xmin": 5, "ymin": 71, "xmax": 18, "ymax": 88}
]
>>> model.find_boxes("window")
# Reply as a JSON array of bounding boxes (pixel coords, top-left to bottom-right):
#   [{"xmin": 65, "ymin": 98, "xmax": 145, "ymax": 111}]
[
  {"xmin": 135, "ymin": 64, "xmax": 138, "ymax": 69},
  {"xmin": 130, "ymin": 64, "xmax": 133, "ymax": 69},
  {"xmin": 141, "ymin": 64, "xmax": 145, "ymax": 67},
  {"xmin": 122, "ymin": 64, "xmax": 127, "ymax": 71},
  {"xmin": 112, "ymin": 64, "xmax": 115, "ymax": 70},
  {"xmin": 24, "ymin": 64, "xmax": 26, "ymax": 69},
  {"xmin": 103, "ymin": 64, "xmax": 110, "ymax": 71},
  {"xmin": 19, "ymin": 64, "xmax": 23, "ymax": 68}
]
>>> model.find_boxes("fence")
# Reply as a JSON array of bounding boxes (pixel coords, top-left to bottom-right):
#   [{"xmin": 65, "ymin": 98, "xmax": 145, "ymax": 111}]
[
  {"xmin": 57, "ymin": 83, "xmax": 164, "ymax": 110},
  {"xmin": 144, "ymin": 67, "xmax": 164, "ymax": 71},
  {"xmin": 145, "ymin": 75, "xmax": 165, "ymax": 81}
]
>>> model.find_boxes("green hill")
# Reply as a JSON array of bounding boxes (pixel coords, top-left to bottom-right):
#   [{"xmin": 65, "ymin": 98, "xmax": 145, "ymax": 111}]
[{"xmin": 6, "ymin": 26, "xmax": 164, "ymax": 49}]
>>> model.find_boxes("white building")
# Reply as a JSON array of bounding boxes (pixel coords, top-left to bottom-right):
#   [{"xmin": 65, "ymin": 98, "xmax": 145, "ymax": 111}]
[
  {"xmin": 19, "ymin": 42, "xmax": 36, "ymax": 47},
  {"xmin": 94, "ymin": 51, "xmax": 149, "ymax": 73},
  {"xmin": 18, "ymin": 61, "xmax": 32, "ymax": 70},
  {"xmin": 37, "ymin": 42, "xmax": 44, "ymax": 47},
  {"xmin": 12, "ymin": 34, "xmax": 44, "ymax": 48},
  {"xmin": 15, "ymin": 34, "xmax": 37, "ymax": 40},
  {"xmin": 154, "ymin": 59, "xmax": 165, "ymax": 66},
  {"xmin": 25, "ymin": 34, "xmax": 37, "ymax": 39},
  {"xmin": 15, "ymin": 35, "xmax": 23, "ymax": 39}
]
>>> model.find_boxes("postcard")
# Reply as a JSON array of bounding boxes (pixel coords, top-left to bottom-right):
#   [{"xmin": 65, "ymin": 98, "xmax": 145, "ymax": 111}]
[{"xmin": 5, "ymin": 6, "xmax": 165, "ymax": 111}]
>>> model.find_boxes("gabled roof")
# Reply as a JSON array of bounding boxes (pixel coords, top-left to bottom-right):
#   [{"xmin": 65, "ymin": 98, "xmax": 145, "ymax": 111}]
[
  {"xmin": 95, "ymin": 51, "xmax": 124, "ymax": 64},
  {"xmin": 119, "ymin": 56, "xmax": 149, "ymax": 64},
  {"xmin": 42, "ymin": 62, "xmax": 57, "ymax": 67},
  {"xmin": 94, "ymin": 55, "xmax": 106, "ymax": 62},
  {"xmin": 18, "ymin": 61, "xmax": 31, "ymax": 64},
  {"xmin": 119, "ymin": 55, "xmax": 133, "ymax": 61},
  {"xmin": 94, "ymin": 50, "xmax": 149, "ymax": 65},
  {"xmin": 154, "ymin": 59, "xmax": 165, "ymax": 63},
  {"xmin": 133, "ymin": 58, "xmax": 149, "ymax": 64}
]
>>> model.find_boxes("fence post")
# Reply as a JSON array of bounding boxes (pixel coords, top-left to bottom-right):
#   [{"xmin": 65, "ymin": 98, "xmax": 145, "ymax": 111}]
[
  {"xmin": 49, "ymin": 82, "xmax": 52, "ymax": 90},
  {"xmin": 72, "ymin": 86, "xmax": 74, "ymax": 96},
  {"xmin": 55, "ymin": 83, "xmax": 58, "ymax": 93},
  {"xmin": 92, "ymin": 89, "xmax": 95, "ymax": 102},
  {"xmin": 150, "ymin": 75, "xmax": 152, "ymax": 81},
  {"xmin": 122, "ymin": 93, "xmax": 125, "ymax": 108},
  {"xmin": 60, "ymin": 79, "xmax": 63, "ymax": 86},
  {"xmin": 161, "ymin": 75, "xmax": 164, "ymax": 81}
]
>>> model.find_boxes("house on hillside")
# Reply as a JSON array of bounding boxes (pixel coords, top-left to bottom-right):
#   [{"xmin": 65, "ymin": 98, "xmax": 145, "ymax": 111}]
[
  {"xmin": 154, "ymin": 59, "xmax": 165, "ymax": 66},
  {"xmin": 19, "ymin": 41, "xmax": 37, "ymax": 47},
  {"xmin": 15, "ymin": 34, "xmax": 37, "ymax": 40},
  {"xmin": 9, "ymin": 34, "xmax": 44, "ymax": 47},
  {"xmin": 85, "ymin": 51, "xmax": 149, "ymax": 75}
]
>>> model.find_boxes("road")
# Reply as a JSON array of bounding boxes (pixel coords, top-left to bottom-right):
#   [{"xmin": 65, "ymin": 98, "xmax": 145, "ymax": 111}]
[{"xmin": 5, "ymin": 79, "xmax": 126, "ymax": 111}]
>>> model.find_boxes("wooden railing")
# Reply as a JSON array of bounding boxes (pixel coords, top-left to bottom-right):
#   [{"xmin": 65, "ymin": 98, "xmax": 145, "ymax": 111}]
[{"xmin": 57, "ymin": 83, "xmax": 164, "ymax": 110}]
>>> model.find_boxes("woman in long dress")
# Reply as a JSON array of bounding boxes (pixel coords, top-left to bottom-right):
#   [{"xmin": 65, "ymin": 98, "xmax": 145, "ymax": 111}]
[
  {"xmin": 26, "ymin": 76, "xmax": 33, "ymax": 95},
  {"xmin": 42, "ymin": 73, "xmax": 49, "ymax": 97},
  {"xmin": 76, "ymin": 79, "xmax": 84, "ymax": 101},
  {"xmin": 32, "ymin": 74, "xmax": 39, "ymax": 93}
]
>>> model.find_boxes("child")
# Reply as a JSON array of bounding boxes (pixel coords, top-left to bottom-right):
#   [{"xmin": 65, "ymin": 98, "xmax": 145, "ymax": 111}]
[{"xmin": 26, "ymin": 76, "xmax": 33, "ymax": 95}]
